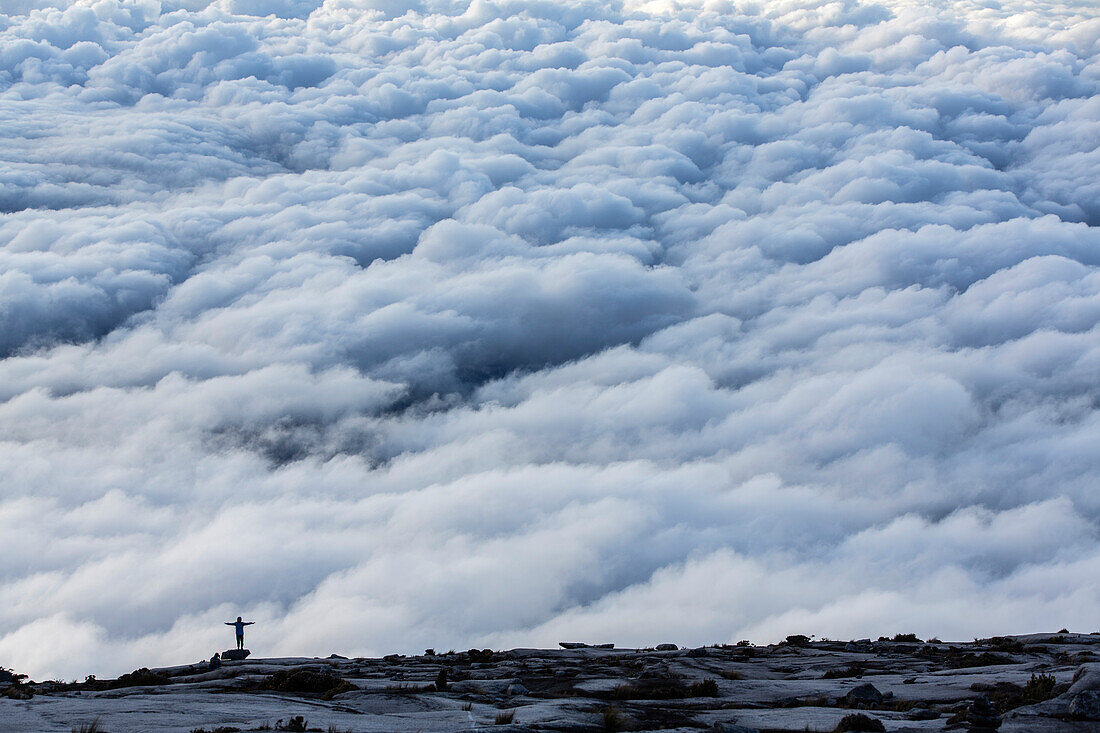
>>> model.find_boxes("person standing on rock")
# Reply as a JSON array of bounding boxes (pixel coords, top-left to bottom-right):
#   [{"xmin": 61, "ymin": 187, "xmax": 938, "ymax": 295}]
[{"xmin": 225, "ymin": 616, "xmax": 254, "ymax": 650}]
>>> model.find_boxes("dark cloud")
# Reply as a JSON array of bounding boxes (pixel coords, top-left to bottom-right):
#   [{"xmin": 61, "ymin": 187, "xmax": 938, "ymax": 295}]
[{"xmin": 1, "ymin": 0, "xmax": 1099, "ymax": 679}]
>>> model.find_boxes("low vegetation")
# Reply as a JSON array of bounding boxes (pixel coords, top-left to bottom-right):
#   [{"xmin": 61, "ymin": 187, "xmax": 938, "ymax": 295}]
[
  {"xmin": 259, "ymin": 670, "xmax": 356, "ymax": 700},
  {"xmin": 834, "ymin": 712, "xmax": 886, "ymax": 732}
]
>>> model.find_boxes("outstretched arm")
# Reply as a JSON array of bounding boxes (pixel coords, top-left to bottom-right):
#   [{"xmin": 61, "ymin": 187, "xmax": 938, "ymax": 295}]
[
  {"xmin": 244, "ymin": 622, "xmax": 255, "ymax": 626},
  {"xmin": 225, "ymin": 622, "xmax": 234, "ymax": 625}
]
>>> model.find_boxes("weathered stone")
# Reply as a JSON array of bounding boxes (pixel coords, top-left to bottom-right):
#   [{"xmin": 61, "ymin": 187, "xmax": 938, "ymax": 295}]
[
  {"xmin": 506, "ymin": 682, "xmax": 529, "ymax": 696},
  {"xmin": 961, "ymin": 696, "xmax": 1001, "ymax": 731},
  {"xmin": 221, "ymin": 649, "xmax": 250, "ymax": 661},
  {"xmin": 655, "ymin": 643, "xmax": 678, "ymax": 651},
  {"xmin": 842, "ymin": 682, "xmax": 884, "ymax": 706},
  {"xmin": 1069, "ymin": 690, "xmax": 1100, "ymax": 719}
]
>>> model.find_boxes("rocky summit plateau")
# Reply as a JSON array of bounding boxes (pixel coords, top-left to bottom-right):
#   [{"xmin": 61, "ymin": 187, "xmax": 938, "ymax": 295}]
[{"xmin": 3, "ymin": 633, "xmax": 1100, "ymax": 732}]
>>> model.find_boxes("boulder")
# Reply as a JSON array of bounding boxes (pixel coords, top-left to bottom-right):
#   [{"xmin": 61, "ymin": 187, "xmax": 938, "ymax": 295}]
[
  {"xmin": 506, "ymin": 682, "xmax": 530, "ymax": 696},
  {"xmin": 1069, "ymin": 663, "xmax": 1100, "ymax": 694},
  {"xmin": 834, "ymin": 713, "xmax": 885, "ymax": 732},
  {"xmin": 962, "ymin": 696, "xmax": 1001, "ymax": 731},
  {"xmin": 1069, "ymin": 690, "xmax": 1100, "ymax": 719},
  {"xmin": 843, "ymin": 682, "xmax": 884, "ymax": 707},
  {"xmin": 221, "ymin": 649, "xmax": 250, "ymax": 661},
  {"xmin": 559, "ymin": 642, "xmax": 589, "ymax": 649},
  {"xmin": 655, "ymin": 643, "xmax": 678, "ymax": 651}
]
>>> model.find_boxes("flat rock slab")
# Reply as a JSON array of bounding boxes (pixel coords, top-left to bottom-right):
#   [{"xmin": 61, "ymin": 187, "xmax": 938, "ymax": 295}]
[{"xmin": 3, "ymin": 633, "xmax": 1098, "ymax": 732}]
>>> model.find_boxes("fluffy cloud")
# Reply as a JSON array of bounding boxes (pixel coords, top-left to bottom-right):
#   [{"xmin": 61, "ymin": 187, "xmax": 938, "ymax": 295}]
[{"xmin": 1, "ymin": 0, "xmax": 1099, "ymax": 680}]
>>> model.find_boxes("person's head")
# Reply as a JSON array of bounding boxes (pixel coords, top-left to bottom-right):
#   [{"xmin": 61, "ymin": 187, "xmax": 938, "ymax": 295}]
[{"xmin": 237, "ymin": 616, "xmax": 242, "ymax": 622}]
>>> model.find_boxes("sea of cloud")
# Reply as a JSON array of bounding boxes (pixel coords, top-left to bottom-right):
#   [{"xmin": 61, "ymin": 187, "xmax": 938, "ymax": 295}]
[{"xmin": 1, "ymin": 0, "xmax": 1098, "ymax": 680}]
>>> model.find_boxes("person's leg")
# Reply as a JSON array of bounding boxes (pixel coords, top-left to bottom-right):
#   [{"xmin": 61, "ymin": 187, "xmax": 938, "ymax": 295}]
[{"xmin": 237, "ymin": 635, "xmax": 244, "ymax": 650}]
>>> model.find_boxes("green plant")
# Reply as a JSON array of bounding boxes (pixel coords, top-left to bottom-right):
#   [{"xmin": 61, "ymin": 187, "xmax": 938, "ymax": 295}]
[
  {"xmin": 461, "ymin": 702, "xmax": 473, "ymax": 711},
  {"xmin": 602, "ymin": 706, "xmax": 623, "ymax": 732},
  {"xmin": 823, "ymin": 664, "xmax": 864, "ymax": 679},
  {"xmin": 1022, "ymin": 672, "xmax": 1057, "ymax": 704},
  {"xmin": 493, "ymin": 709, "xmax": 516, "ymax": 725},
  {"xmin": 72, "ymin": 722, "xmax": 102, "ymax": 733},
  {"xmin": 689, "ymin": 679, "xmax": 719, "ymax": 697},
  {"xmin": 260, "ymin": 670, "xmax": 355, "ymax": 699},
  {"xmin": 110, "ymin": 668, "xmax": 169, "ymax": 689},
  {"xmin": 892, "ymin": 633, "xmax": 921, "ymax": 643}
]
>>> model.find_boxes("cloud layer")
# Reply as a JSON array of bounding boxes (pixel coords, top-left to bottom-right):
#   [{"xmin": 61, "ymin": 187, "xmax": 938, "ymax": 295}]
[{"xmin": 2, "ymin": 0, "xmax": 1099, "ymax": 680}]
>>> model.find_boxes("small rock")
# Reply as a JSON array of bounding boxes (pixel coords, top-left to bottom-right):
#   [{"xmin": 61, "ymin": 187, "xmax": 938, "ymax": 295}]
[
  {"xmin": 687, "ymin": 647, "xmax": 710, "ymax": 657},
  {"xmin": 843, "ymin": 682, "xmax": 884, "ymax": 707},
  {"xmin": 1069, "ymin": 690, "xmax": 1100, "ymax": 719},
  {"xmin": 655, "ymin": 643, "xmax": 678, "ymax": 651},
  {"xmin": 221, "ymin": 649, "xmax": 250, "ymax": 661},
  {"xmin": 506, "ymin": 683, "xmax": 529, "ymax": 696},
  {"xmin": 908, "ymin": 708, "xmax": 939, "ymax": 720}
]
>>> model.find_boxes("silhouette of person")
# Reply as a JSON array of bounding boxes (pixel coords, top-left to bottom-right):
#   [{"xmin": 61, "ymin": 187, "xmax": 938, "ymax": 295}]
[{"xmin": 225, "ymin": 616, "xmax": 254, "ymax": 649}]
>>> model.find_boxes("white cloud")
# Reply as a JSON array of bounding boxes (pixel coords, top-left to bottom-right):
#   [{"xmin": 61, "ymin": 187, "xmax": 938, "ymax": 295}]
[{"xmin": 1, "ymin": 0, "xmax": 1099, "ymax": 680}]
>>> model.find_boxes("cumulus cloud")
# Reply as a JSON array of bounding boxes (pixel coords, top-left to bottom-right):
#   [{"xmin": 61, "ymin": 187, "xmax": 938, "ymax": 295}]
[{"xmin": 1, "ymin": 0, "xmax": 1099, "ymax": 680}]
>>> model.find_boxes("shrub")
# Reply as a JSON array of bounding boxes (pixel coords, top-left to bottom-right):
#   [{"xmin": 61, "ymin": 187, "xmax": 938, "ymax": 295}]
[
  {"xmin": 1022, "ymin": 672, "xmax": 1057, "ymax": 704},
  {"xmin": 784, "ymin": 634, "xmax": 812, "ymax": 647},
  {"xmin": 823, "ymin": 665, "xmax": 865, "ymax": 679},
  {"xmin": 834, "ymin": 713, "xmax": 886, "ymax": 732},
  {"xmin": 689, "ymin": 679, "xmax": 719, "ymax": 697},
  {"xmin": 0, "ymin": 667, "xmax": 28, "ymax": 685},
  {"xmin": 110, "ymin": 668, "xmax": 169, "ymax": 689},
  {"xmin": 602, "ymin": 706, "xmax": 623, "ymax": 732},
  {"xmin": 986, "ymin": 637, "xmax": 1024, "ymax": 653},
  {"xmin": 892, "ymin": 633, "xmax": 921, "ymax": 643},
  {"xmin": 260, "ymin": 670, "xmax": 356, "ymax": 699},
  {"xmin": 435, "ymin": 668, "xmax": 448, "ymax": 691},
  {"xmin": 493, "ymin": 709, "xmax": 515, "ymax": 725},
  {"xmin": 72, "ymin": 722, "xmax": 102, "ymax": 733}
]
